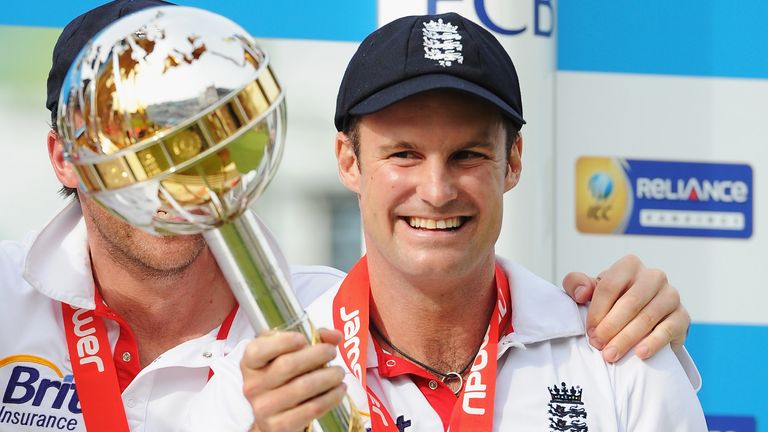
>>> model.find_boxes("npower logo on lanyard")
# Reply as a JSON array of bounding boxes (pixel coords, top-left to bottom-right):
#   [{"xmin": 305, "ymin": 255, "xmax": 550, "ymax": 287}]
[
  {"xmin": 462, "ymin": 332, "xmax": 490, "ymax": 415},
  {"xmin": 71, "ymin": 309, "xmax": 105, "ymax": 372},
  {"xmin": 575, "ymin": 157, "xmax": 753, "ymax": 239}
]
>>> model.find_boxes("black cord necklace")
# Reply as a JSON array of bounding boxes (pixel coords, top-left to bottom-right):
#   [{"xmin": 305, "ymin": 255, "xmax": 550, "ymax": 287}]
[{"xmin": 370, "ymin": 321, "xmax": 476, "ymax": 396}]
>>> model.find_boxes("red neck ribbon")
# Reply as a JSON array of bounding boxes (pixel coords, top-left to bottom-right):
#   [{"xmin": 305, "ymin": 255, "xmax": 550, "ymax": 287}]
[
  {"xmin": 332, "ymin": 256, "xmax": 511, "ymax": 432},
  {"xmin": 62, "ymin": 303, "xmax": 130, "ymax": 432},
  {"xmin": 61, "ymin": 302, "xmax": 238, "ymax": 431}
]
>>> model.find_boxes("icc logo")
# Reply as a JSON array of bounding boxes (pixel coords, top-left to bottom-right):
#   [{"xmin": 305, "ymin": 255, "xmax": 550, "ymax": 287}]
[
  {"xmin": 575, "ymin": 157, "xmax": 631, "ymax": 234},
  {"xmin": 587, "ymin": 172, "xmax": 613, "ymax": 221}
]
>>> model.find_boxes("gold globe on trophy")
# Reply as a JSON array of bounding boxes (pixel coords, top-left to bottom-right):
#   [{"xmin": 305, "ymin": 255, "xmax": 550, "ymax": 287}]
[{"xmin": 56, "ymin": 6, "xmax": 362, "ymax": 432}]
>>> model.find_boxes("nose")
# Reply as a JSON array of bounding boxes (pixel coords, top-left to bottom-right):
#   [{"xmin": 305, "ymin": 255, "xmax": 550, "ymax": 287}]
[{"xmin": 416, "ymin": 158, "xmax": 458, "ymax": 208}]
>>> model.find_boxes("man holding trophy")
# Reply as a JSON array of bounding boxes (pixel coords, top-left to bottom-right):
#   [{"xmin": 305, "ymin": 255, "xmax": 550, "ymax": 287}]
[
  {"xmin": 0, "ymin": 1, "xmax": 696, "ymax": 431},
  {"xmin": 228, "ymin": 11, "xmax": 706, "ymax": 432}
]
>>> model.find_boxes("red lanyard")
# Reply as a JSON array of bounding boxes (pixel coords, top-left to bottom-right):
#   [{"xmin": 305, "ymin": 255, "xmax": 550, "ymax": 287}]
[
  {"xmin": 62, "ymin": 303, "xmax": 130, "ymax": 432},
  {"xmin": 209, "ymin": 306, "xmax": 239, "ymax": 380},
  {"xmin": 332, "ymin": 256, "xmax": 511, "ymax": 432},
  {"xmin": 61, "ymin": 301, "xmax": 239, "ymax": 431}
]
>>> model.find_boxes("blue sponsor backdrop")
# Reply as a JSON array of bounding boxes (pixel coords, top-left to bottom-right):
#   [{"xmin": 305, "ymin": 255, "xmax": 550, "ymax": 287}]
[
  {"xmin": 558, "ymin": 0, "xmax": 768, "ymax": 79},
  {"xmin": 558, "ymin": 3, "xmax": 767, "ymax": 430},
  {"xmin": 689, "ymin": 324, "xmax": 765, "ymax": 432},
  {"xmin": 0, "ymin": 0, "xmax": 377, "ymax": 42},
  {"xmin": 706, "ymin": 415, "xmax": 757, "ymax": 432}
]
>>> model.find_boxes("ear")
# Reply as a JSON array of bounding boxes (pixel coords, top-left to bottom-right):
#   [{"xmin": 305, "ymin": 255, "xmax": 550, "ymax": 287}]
[
  {"xmin": 335, "ymin": 131, "xmax": 361, "ymax": 194},
  {"xmin": 504, "ymin": 133, "xmax": 523, "ymax": 192},
  {"xmin": 48, "ymin": 130, "xmax": 79, "ymax": 189}
]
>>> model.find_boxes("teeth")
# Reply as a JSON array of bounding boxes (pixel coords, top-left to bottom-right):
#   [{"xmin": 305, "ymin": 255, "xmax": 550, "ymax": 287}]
[{"xmin": 408, "ymin": 217, "xmax": 463, "ymax": 230}]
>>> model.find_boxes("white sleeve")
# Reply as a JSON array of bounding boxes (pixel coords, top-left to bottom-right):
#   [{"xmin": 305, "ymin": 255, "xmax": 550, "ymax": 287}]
[
  {"xmin": 290, "ymin": 265, "xmax": 346, "ymax": 307},
  {"xmin": 612, "ymin": 345, "xmax": 707, "ymax": 431},
  {"xmin": 177, "ymin": 341, "xmax": 254, "ymax": 432},
  {"xmin": 672, "ymin": 344, "xmax": 702, "ymax": 392}
]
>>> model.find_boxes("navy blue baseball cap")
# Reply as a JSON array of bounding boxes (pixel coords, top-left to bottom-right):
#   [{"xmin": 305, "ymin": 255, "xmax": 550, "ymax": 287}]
[
  {"xmin": 334, "ymin": 12, "xmax": 525, "ymax": 132},
  {"xmin": 46, "ymin": 0, "xmax": 173, "ymax": 124}
]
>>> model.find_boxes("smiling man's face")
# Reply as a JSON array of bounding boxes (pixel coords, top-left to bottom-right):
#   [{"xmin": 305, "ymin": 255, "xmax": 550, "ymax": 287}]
[{"xmin": 337, "ymin": 90, "xmax": 522, "ymax": 283}]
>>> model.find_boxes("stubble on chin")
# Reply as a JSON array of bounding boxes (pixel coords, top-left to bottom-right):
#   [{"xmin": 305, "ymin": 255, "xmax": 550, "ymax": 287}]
[{"xmin": 82, "ymin": 198, "xmax": 207, "ymax": 280}]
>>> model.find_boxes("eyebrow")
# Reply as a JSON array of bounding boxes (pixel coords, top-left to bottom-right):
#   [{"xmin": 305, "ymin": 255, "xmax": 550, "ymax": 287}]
[
  {"xmin": 377, "ymin": 141, "xmax": 416, "ymax": 153},
  {"xmin": 378, "ymin": 139, "xmax": 496, "ymax": 153},
  {"xmin": 462, "ymin": 140, "xmax": 496, "ymax": 150}
]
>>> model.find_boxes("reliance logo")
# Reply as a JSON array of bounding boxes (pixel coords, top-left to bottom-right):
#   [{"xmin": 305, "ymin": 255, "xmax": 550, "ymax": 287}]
[{"xmin": 636, "ymin": 177, "xmax": 749, "ymax": 203}]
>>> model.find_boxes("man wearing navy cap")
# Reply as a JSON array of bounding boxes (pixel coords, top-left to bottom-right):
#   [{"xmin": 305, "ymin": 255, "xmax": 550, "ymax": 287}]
[
  {"xmin": 0, "ymin": 1, "xmax": 693, "ymax": 430},
  {"xmin": 4, "ymin": 2, "xmax": 342, "ymax": 431},
  {"xmin": 234, "ymin": 13, "xmax": 706, "ymax": 431}
]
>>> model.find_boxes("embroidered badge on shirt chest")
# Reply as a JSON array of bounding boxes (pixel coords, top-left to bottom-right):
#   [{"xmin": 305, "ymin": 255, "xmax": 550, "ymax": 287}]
[
  {"xmin": 422, "ymin": 19, "xmax": 464, "ymax": 67},
  {"xmin": 363, "ymin": 414, "xmax": 411, "ymax": 432},
  {"xmin": 547, "ymin": 382, "xmax": 587, "ymax": 431}
]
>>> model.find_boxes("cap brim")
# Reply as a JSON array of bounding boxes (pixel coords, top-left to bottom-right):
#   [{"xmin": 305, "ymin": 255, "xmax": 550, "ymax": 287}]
[{"xmin": 348, "ymin": 74, "xmax": 525, "ymax": 128}]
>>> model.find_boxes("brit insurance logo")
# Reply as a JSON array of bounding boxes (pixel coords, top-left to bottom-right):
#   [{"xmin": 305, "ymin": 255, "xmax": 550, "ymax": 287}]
[
  {"xmin": 0, "ymin": 354, "xmax": 81, "ymax": 431},
  {"xmin": 576, "ymin": 157, "xmax": 753, "ymax": 239}
]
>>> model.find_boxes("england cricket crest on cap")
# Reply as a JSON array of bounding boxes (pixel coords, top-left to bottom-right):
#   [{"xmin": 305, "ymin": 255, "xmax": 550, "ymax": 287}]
[
  {"xmin": 548, "ymin": 382, "xmax": 588, "ymax": 431},
  {"xmin": 422, "ymin": 19, "xmax": 463, "ymax": 67}
]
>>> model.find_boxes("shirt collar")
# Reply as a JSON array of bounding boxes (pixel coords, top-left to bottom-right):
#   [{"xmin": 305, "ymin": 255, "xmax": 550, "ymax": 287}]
[
  {"xmin": 361, "ymin": 259, "xmax": 583, "ymax": 370},
  {"xmin": 309, "ymin": 255, "xmax": 587, "ymax": 369},
  {"xmin": 496, "ymin": 257, "xmax": 584, "ymax": 354},
  {"xmin": 23, "ymin": 202, "xmax": 292, "ymax": 315},
  {"xmin": 24, "ymin": 201, "xmax": 95, "ymax": 309},
  {"xmin": 359, "ymin": 257, "xmax": 585, "ymax": 367}
]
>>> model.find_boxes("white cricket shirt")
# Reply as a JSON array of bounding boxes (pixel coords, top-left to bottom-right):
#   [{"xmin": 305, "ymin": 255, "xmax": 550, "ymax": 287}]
[
  {"xmin": 186, "ymin": 257, "xmax": 706, "ymax": 431},
  {"xmin": 0, "ymin": 202, "xmax": 344, "ymax": 431}
]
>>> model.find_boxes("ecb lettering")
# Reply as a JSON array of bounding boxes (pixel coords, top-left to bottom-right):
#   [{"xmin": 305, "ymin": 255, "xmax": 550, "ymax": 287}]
[{"xmin": 428, "ymin": 0, "xmax": 554, "ymax": 37}]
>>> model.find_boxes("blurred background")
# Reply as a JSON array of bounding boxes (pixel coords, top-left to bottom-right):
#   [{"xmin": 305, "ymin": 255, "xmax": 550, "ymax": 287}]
[{"xmin": 1, "ymin": 1, "xmax": 765, "ymax": 430}]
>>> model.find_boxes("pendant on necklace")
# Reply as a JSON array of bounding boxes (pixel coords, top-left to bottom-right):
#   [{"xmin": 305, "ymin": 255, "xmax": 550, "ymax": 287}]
[{"xmin": 442, "ymin": 372, "xmax": 464, "ymax": 396}]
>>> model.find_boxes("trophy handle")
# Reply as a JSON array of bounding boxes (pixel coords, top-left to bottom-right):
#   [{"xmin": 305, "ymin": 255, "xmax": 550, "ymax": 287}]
[{"xmin": 203, "ymin": 212, "xmax": 364, "ymax": 432}]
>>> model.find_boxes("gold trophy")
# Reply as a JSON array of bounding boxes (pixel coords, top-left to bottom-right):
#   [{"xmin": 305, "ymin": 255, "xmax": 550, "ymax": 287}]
[{"xmin": 56, "ymin": 6, "xmax": 362, "ymax": 431}]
